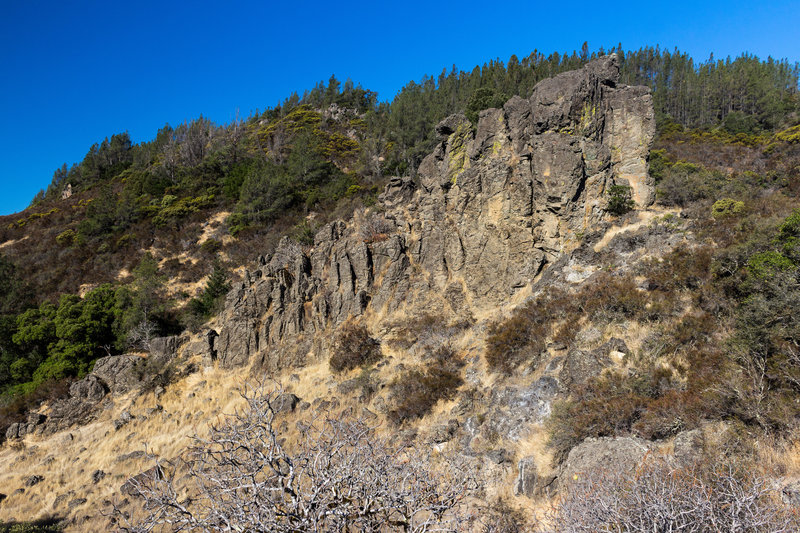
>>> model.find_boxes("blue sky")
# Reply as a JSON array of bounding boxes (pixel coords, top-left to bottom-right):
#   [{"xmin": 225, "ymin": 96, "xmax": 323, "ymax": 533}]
[{"xmin": 1, "ymin": 0, "xmax": 798, "ymax": 216}]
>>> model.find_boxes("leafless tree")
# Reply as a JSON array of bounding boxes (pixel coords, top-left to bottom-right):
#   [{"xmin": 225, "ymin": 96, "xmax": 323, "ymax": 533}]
[
  {"xmin": 541, "ymin": 454, "xmax": 798, "ymax": 532},
  {"xmin": 127, "ymin": 318, "xmax": 158, "ymax": 352},
  {"xmin": 113, "ymin": 384, "xmax": 478, "ymax": 532}
]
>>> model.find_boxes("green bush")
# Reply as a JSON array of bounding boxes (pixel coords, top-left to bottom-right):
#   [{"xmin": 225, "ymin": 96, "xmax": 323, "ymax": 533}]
[
  {"xmin": 152, "ymin": 194, "xmax": 215, "ymax": 227},
  {"xmin": 186, "ymin": 259, "xmax": 230, "ymax": 321},
  {"xmin": 648, "ymin": 149, "xmax": 672, "ymax": 182},
  {"xmin": 746, "ymin": 250, "xmax": 794, "ymax": 280},
  {"xmin": 199, "ymin": 238, "xmax": 222, "ymax": 255},
  {"xmin": 656, "ymin": 161, "xmax": 725, "ymax": 207},
  {"xmin": 606, "ymin": 185, "xmax": 635, "ymax": 215},
  {"xmin": 711, "ymin": 198, "xmax": 745, "ymax": 218},
  {"xmin": 55, "ymin": 229, "xmax": 76, "ymax": 247}
]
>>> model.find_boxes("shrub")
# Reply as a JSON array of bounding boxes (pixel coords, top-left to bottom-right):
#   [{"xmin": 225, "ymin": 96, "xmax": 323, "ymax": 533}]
[
  {"xmin": 546, "ymin": 372, "xmax": 650, "ymax": 464},
  {"xmin": 543, "ymin": 456, "xmax": 798, "ymax": 532},
  {"xmin": 486, "ymin": 273, "xmax": 654, "ymax": 375},
  {"xmin": 711, "ymin": 197, "xmax": 745, "ymax": 218},
  {"xmin": 606, "ymin": 184, "xmax": 635, "ymax": 215},
  {"xmin": 656, "ymin": 161, "xmax": 725, "ymax": 207},
  {"xmin": 648, "ymin": 148, "xmax": 672, "ymax": 182},
  {"xmin": 115, "ymin": 385, "xmax": 478, "ymax": 532},
  {"xmin": 55, "ymin": 229, "xmax": 76, "ymax": 247},
  {"xmin": 486, "ymin": 311, "xmax": 547, "ymax": 375},
  {"xmin": 0, "ymin": 518, "xmax": 64, "ymax": 532},
  {"xmin": 579, "ymin": 272, "xmax": 649, "ymax": 321},
  {"xmin": 290, "ymin": 220, "xmax": 317, "ymax": 245},
  {"xmin": 115, "ymin": 232, "xmax": 135, "ymax": 249},
  {"xmin": 329, "ymin": 322, "xmax": 381, "ymax": 373},
  {"xmin": 198, "ymin": 238, "xmax": 221, "ymax": 255},
  {"xmin": 387, "ymin": 362, "xmax": 463, "ymax": 425},
  {"xmin": 359, "ymin": 213, "xmax": 395, "ymax": 243}
]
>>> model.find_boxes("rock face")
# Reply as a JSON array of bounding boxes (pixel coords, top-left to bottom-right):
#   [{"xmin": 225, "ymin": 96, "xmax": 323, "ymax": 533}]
[
  {"xmin": 216, "ymin": 55, "xmax": 655, "ymax": 370},
  {"xmin": 559, "ymin": 436, "xmax": 654, "ymax": 488},
  {"xmin": 92, "ymin": 355, "xmax": 143, "ymax": 395}
]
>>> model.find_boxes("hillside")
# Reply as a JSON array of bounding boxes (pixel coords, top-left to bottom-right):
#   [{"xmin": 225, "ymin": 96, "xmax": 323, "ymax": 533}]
[{"xmin": 1, "ymin": 50, "xmax": 800, "ymax": 531}]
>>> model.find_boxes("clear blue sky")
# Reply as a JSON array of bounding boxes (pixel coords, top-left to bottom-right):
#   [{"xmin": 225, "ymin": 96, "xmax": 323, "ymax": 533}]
[{"xmin": 1, "ymin": 0, "xmax": 798, "ymax": 216}]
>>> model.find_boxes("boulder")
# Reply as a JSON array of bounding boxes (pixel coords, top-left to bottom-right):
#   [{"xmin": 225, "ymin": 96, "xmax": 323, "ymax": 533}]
[
  {"xmin": 69, "ymin": 374, "xmax": 108, "ymax": 402},
  {"xmin": 486, "ymin": 448, "xmax": 511, "ymax": 464},
  {"xmin": 68, "ymin": 498, "xmax": 87, "ymax": 509},
  {"xmin": 560, "ymin": 436, "xmax": 654, "ymax": 489},
  {"xmin": 114, "ymin": 410, "xmax": 133, "ymax": 431},
  {"xmin": 23, "ymin": 475, "xmax": 44, "ymax": 487},
  {"xmin": 116, "ymin": 450, "xmax": 152, "ymax": 463},
  {"xmin": 149, "ymin": 335, "xmax": 185, "ymax": 362},
  {"xmin": 53, "ymin": 492, "xmax": 74, "ymax": 509},
  {"xmin": 430, "ymin": 419, "xmax": 460, "ymax": 444},
  {"xmin": 5, "ymin": 423, "xmax": 20, "ymax": 441},
  {"xmin": 121, "ymin": 465, "xmax": 164, "ymax": 498},
  {"xmin": 273, "ymin": 393, "xmax": 300, "ymax": 414},
  {"xmin": 483, "ymin": 376, "xmax": 559, "ymax": 441},
  {"xmin": 27, "ymin": 412, "xmax": 46, "ymax": 426},
  {"xmin": 380, "ymin": 176, "xmax": 416, "ymax": 208},
  {"xmin": 781, "ymin": 481, "xmax": 800, "ymax": 507},
  {"xmin": 673, "ymin": 428, "xmax": 705, "ymax": 463},
  {"xmin": 91, "ymin": 355, "xmax": 143, "ymax": 395}
]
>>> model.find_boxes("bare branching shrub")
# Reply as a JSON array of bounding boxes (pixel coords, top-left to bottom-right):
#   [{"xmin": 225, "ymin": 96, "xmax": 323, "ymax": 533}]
[
  {"xmin": 329, "ymin": 322, "xmax": 382, "ymax": 373},
  {"xmin": 127, "ymin": 319, "xmax": 158, "ymax": 351},
  {"xmin": 542, "ymin": 455, "xmax": 799, "ymax": 532},
  {"xmin": 359, "ymin": 213, "xmax": 395, "ymax": 243},
  {"xmin": 115, "ymin": 384, "xmax": 477, "ymax": 532}
]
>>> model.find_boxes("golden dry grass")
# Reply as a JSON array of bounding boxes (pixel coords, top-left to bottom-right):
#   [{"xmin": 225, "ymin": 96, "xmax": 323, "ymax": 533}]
[{"xmin": 0, "ymin": 354, "xmax": 251, "ymax": 529}]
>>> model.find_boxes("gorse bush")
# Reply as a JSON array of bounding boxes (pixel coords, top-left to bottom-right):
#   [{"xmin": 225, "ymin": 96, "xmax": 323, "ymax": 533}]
[{"xmin": 712, "ymin": 197, "xmax": 745, "ymax": 218}]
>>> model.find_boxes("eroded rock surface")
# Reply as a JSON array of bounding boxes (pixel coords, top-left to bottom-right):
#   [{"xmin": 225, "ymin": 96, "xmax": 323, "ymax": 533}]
[
  {"xmin": 216, "ymin": 55, "xmax": 655, "ymax": 370},
  {"xmin": 559, "ymin": 436, "xmax": 654, "ymax": 487}
]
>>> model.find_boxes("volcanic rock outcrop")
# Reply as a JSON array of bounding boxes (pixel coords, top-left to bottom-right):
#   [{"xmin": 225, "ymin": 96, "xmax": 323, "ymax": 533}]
[{"xmin": 216, "ymin": 54, "xmax": 655, "ymax": 369}]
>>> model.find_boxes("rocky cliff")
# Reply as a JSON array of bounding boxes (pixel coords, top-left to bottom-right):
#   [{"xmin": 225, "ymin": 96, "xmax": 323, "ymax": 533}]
[{"xmin": 216, "ymin": 54, "xmax": 655, "ymax": 370}]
